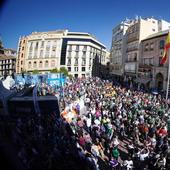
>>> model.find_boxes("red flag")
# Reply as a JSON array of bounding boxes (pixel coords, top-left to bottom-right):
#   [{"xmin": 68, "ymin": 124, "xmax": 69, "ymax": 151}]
[{"xmin": 161, "ymin": 32, "xmax": 170, "ymax": 65}]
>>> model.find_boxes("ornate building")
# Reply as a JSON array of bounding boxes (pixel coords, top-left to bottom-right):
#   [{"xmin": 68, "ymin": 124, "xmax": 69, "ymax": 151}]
[{"xmin": 17, "ymin": 30, "xmax": 109, "ymax": 77}]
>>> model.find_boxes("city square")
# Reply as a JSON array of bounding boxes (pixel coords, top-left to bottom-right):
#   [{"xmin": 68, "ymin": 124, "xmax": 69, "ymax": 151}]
[{"xmin": 0, "ymin": 0, "xmax": 170, "ymax": 170}]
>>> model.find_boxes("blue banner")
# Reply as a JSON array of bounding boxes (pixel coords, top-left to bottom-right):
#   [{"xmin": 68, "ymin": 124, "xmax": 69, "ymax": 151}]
[{"xmin": 14, "ymin": 73, "xmax": 65, "ymax": 87}]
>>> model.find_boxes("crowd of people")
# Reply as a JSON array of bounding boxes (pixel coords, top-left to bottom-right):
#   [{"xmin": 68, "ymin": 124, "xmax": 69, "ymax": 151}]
[
  {"xmin": 60, "ymin": 77, "xmax": 170, "ymax": 169},
  {"xmin": 0, "ymin": 76, "xmax": 170, "ymax": 170}
]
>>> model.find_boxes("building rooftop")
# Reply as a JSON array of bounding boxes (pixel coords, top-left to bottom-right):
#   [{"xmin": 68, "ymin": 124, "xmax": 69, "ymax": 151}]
[
  {"xmin": 4, "ymin": 49, "xmax": 17, "ymax": 52},
  {"xmin": 0, "ymin": 54, "xmax": 16, "ymax": 60},
  {"xmin": 142, "ymin": 29, "xmax": 169, "ymax": 41}
]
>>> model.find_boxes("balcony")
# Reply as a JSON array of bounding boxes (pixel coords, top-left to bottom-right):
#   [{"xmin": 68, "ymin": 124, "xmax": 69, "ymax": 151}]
[
  {"xmin": 127, "ymin": 34, "xmax": 139, "ymax": 43},
  {"xmin": 126, "ymin": 46, "xmax": 138, "ymax": 52},
  {"xmin": 126, "ymin": 58, "xmax": 137, "ymax": 62}
]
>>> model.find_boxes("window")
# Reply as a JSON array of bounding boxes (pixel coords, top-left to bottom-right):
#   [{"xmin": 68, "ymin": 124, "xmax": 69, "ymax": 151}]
[
  {"xmin": 51, "ymin": 47, "xmax": 56, "ymax": 57},
  {"xmin": 28, "ymin": 52, "xmax": 32, "ymax": 58},
  {"xmin": 75, "ymin": 58, "xmax": 78, "ymax": 65},
  {"xmin": 39, "ymin": 61, "xmax": 43, "ymax": 68},
  {"xmin": 82, "ymin": 67, "xmax": 85, "ymax": 71},
  {"xmin": 75, "ymin": 45, "xmax": 79, "ymax": 51},
  {"xmin": 145, "ymin": 43, "xmax": 149, "ymax": 51},
  {"xmin": 21, "ymin": 61, "xmax": 23, "ymax": 65},
  {"xmin": 45, "ymin": 50, "xmax": 49, "ymax": 58},
  {"xmin": 82, "ymin": 58, "xmax": 86, "ymax": 65},
  {"xmin": 34, "ymin": 50, "xmax": 38, "ymax": 58},
  {"xmin": 68, "ymin": 52, "xmax": 72, "ymax": 57},
  {"xmin": 29, "ymin": 42, "xmax": 33, "ymax": 51},
  {"xmin": 21, "ymin": 53, "xmax": 23, "ymax": 58},
  {"xmin": 83, "ymin": 46, "xmax": 87, "ymax": 51},
  {"xmin": 89, "ymin": 58, "xmax": 92, "ymax": 66},
  {"xmin": 150, "ymin": 43, "xmax": 154, "ymax": 50},
  {"xmin": 75, "ymin": 52, "xmax": 79, "ymax": 58},
  {"xmin": 152, "ymin": 28, "xmax": 155, "ymax": 32},
  {"xmin": 52, "ymin": 41, "xmax": 57, "ymax": 48},
  {"xmin": 22, "ymin": 47, "xmax": 24, "ymax": 50},
  {"xmin": 67, "ymin": 58, "xmax": 71, "ymax": 65},
  {"xmin": 45, "ymin": 60, "xmax": 49, "ymax": 67},
  {"xmin": 134, "ymin": 53, "xmax": 137, "ymax": 61},
  {"xmin": 67, "ymin": 67, "xmax": 71, "ymax": 71},
  {"xmin": 41, "ymin": 41, "xmax": 44, "ymax": 48},
  {"xmin": 74, "ymin": 67, "xmax": 78, "ymax": 71},
  {"xmin": 75, "ymin": 74, "xmax": 78, "ymax": 78},
  {"xmin": 51, "ymin": 60, "xmax": 55, "ymax": 67},
  {"xmin": 82, "ymin": 51, "xmax": 86, "ymax": 58},
  {"xmin": 40, "ymin": 50, "xmax": 43, "ymax": 58},
  {"xmin": 35, "ymin": 42, "xmax": 39, "ymax": 49},
  {"xmin": 159, "ymin": 40, "xmax": 165, "ymax": 49},
  {"xmin": 46, "ymin": 41, "xmax": 51, "ymax": 47},
  {"xmin": 28, "ymin": 61, "xmax": 31, "ymax": 68},
  {"xmin": 68, "ymin": 45, "xmax": 72, "ymax": 51},
  {"xmin": 33, "ymin": 61, "xmax": 37, "ymax": 68}
]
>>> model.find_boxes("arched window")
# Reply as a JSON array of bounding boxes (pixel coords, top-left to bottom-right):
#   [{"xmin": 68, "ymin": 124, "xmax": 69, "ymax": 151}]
[
  {"xmin": 39, "ymin": 61, "xmax": 43, "ymax": 68},
  {"xmin": 51, "ymin": 60, "xmax": 55, "ymax": 67},
  {"xmin": 33, "ymin": 61, "xmax": 37, "ymax": 68},
  {"xmin": 28, "ymin": 61, "xmax": 31, "ymax": 68},
  {"xmin": 45, "ymin": 60, "xmax": 49, "ymax": 67}
]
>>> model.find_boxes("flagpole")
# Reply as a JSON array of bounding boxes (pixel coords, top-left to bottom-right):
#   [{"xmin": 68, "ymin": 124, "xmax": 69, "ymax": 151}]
[{"xmin": 166, "ymin": 32, "xmax": 170, "ymax": 100}]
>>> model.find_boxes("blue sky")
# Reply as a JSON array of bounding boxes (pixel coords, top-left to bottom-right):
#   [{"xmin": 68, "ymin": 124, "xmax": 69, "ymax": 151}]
[{"xmin": 0, "ymin": 0, "xmax": 170, "ymax": 50}]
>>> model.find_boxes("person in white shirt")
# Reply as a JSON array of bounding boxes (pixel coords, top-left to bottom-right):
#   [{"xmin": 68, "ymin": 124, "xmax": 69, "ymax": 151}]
[
  {"xmin": 139, "ymin": 148, "xmax": 149, "ymax": 161},
  {"xmin": 113, "ymin": 136, "xmax": 119, "ymax": 147},
  {"xmin": 126, "ymin": 157, "xmax": 133, "ymax": 170}
]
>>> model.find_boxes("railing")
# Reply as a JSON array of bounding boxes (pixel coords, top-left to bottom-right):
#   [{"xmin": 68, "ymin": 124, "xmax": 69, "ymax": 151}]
[{"xmin": 126, "ymin": 46, "xmax": 138, "ymax": 52}]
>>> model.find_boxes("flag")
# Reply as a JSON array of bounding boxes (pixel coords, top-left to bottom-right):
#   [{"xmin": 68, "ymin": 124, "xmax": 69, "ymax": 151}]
[{"xmin": 160, "ymin": 32, "xmax": 170, "ymax": 64}]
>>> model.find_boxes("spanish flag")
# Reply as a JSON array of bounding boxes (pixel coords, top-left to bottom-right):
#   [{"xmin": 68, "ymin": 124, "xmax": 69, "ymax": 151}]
[{"xmin": 160, "ymin": 32, "xmax": 170, "ymax": 65}]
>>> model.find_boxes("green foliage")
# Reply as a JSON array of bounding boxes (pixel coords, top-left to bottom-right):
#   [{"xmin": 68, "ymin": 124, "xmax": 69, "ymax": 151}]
[
  {"xmin": 68, "ymin": 74, "xmax": 73, "ymax": 79},
  {"xmin": 59, "ymin": 67, "xmax": 68, "ymax": 76},
  {"xmin": 32, "ymin": 69, "xmax": 39, "ymax": 74},
  {"xmin": 50, "ymin": 68, "xmax": 59, "ymax": 73}
]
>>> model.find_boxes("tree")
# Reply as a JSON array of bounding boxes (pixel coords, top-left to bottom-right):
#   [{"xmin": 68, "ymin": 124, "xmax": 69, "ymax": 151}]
[
  {"xmin": 0, "ymin": 39, "xmax": 3, "ymax": 49},
  {"xmin": 68, "ymin": 74, "xmax": 73, "ymax": 79},
  {"xmin": 50, "ymin": 68, "xmax": 59, "ymax": 73},
  {"xmin": 32, "ymin": 69, "xmax": 39, "ymax": 74},
  {"xmin": 59, "ymin": 67, "xmax": 68, "ymax": 76},
  {"xmin": 0, "ymin": 39, "xmax": 4, "ymax": 54}
]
